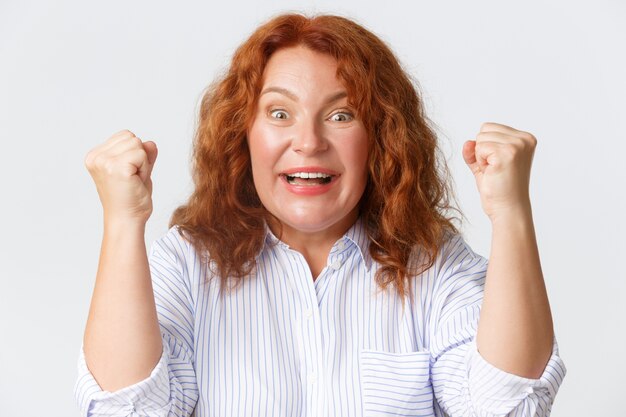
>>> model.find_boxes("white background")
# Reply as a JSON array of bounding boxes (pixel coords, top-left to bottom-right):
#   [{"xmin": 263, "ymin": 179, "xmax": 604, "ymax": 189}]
[{"xmin": 0, "ymin": 0, "xmax": 624, "ymax": 415}]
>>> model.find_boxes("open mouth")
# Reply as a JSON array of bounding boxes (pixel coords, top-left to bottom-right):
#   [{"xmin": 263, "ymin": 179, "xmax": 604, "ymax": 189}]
[{"xmin": 281, "ymin": 172, "xmax": 335, "ymax": 186}]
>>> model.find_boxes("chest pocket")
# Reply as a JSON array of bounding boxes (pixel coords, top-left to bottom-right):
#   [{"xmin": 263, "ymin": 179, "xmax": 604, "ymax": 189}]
[{"xmin": 359, "ymin": 349, "xmax": 434, "ymax": 417}]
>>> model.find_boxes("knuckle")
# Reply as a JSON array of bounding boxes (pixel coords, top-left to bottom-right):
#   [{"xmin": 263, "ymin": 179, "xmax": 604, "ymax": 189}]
[
  {"xmin": 128, "ymin": 135, "xmax": 143, "ymax": 148},
  {"xmin": 108, "ymin": 130, "xmax": 131, "ymax": 143},
  {"xmin": 101, "ymin": 158, "xmax": 122, "ymax": 176},
  {"xmin": 518, "ymin": 136, "xmax": 536, "ymax": 150},
  {"xmin": 127, "ymin": 146, "xmax": 145, "ymax": 160},
  {"xmin": 91, "ymin": 152, "xmax": 107, "ymax": 168},
  {"xmin": 102, "ymin": 160, "xmax": 118, "ymax": 177},
  {"xmin": 84, "ymin": 150, "xmax": 94, "ymax": 168},
  {"xmin": 519, "ymin": 131, "xmax": 537, "ymax": 144},
  {"xmin": 512, "ymin": 138, "xmax": 526, "ymax": 149}
]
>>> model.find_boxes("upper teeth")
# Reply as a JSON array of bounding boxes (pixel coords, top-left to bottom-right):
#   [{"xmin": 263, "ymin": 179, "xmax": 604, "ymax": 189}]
[{"xmin": 286, "ymin": 172, "xmax": 332, "ymax": 179}]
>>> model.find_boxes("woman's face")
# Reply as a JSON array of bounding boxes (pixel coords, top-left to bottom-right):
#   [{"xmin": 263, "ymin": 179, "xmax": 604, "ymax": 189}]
[{"xmin": 247, "ymin": 45, "xmax": 368, "ymax": 241}]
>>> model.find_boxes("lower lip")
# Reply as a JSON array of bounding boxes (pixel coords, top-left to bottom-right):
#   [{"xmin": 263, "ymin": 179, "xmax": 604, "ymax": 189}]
[{"xmin": 280, "ymin": 175, "xmax": 339, "ymax": 196}]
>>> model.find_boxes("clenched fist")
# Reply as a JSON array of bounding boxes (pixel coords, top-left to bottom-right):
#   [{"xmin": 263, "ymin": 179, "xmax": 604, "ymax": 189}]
[
  {"xmin": 84, "ymin": 130, "xmax": 158, "ymax": 224},
  {"xmin": 462, "ymin": 122, "xmax": 537, "ymax": 221}
]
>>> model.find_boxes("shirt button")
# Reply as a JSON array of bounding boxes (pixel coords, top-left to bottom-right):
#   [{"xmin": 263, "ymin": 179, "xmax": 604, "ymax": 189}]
[
  {"xmin": 525, "ymin": 386, "xmax": 534, "ymax": 394},
  {"xmin": 305, "ymin": 308, "xmax": 313, "ymax": 319},
  {"xmin": 337, "ymin": 240, "xmax": 346, "ymax": 250},
  {"xmin": 330, "ymin": 259, "xmax": 342, "ymax": 270},
  {"xmin": 309, "ymin": 372, "xmax": 318, "ymax": 384}
]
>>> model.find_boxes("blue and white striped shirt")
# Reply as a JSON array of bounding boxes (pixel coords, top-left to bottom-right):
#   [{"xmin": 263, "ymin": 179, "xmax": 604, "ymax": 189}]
[{"xmin": 74, "ymin": 217, "xmax": 566, "ymax": 416}]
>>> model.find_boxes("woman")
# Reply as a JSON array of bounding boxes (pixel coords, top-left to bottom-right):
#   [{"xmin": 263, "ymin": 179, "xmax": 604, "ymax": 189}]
[{"xmin": 74, "ymin": 13, "xmax": 566, "ymax": 417}]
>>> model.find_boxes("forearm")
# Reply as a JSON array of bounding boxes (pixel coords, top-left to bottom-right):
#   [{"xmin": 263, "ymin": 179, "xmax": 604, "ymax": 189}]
[
  {"xmin": 476, "ymin": 203, "xmax": 554, "ymax": 379},
  {"xmin": 83, "ymin": 220, "xmax": 163, "ymax": 392}
]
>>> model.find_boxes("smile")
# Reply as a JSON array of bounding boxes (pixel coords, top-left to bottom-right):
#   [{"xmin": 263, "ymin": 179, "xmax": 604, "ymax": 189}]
[
  {"xmin": 282, "ymin": 172, "xmax": 334, "ymax": 185},
  {"xmin": 279, "ymin": 168, "xmax": 340, "ymax": 196}
]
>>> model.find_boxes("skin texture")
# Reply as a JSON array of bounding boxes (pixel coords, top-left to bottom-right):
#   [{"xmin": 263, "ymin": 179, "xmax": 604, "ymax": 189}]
[
  {"xmin": 463, "ymin": 123, "xmax": 555, "ymax": 378},
  {"xmin": 247, "ymin": 46, "xmax": 369, "ymax": 278},
  {"xmin": 83, "ymin": 130, "xmax": 163, "ymax": 391}
]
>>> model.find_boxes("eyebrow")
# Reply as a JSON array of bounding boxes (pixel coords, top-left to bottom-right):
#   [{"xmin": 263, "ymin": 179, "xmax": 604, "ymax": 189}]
[{"xmin": 260, "ymin": 86, "xmax": 348, "ymax": 105}]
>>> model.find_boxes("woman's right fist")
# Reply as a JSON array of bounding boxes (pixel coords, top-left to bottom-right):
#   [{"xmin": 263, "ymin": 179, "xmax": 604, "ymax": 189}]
[{"xmin": 84, "ymin": 130, "xmax": 158, "ymax": 224}]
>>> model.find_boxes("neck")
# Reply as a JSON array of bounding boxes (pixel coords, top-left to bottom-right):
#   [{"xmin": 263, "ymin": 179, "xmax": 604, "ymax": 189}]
[{"xmin": 267, "ymin": 210, "xmax": 359, "ymax": 279}]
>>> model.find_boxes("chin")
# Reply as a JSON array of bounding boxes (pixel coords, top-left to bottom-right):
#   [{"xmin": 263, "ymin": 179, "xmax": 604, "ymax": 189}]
[
  {"xmin": 280, "ymin": 214, "xmax": 340, "ymax": 233},
  {"xmin": 273, "ymin": 204, "xmax": 358, "ymax": 235}
]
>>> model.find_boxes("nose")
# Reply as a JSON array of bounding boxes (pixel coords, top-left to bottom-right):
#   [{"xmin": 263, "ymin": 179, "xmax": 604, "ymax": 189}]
[{"xmin": 291, "ymin": 118, "xmax": 328, "ymax": 155}]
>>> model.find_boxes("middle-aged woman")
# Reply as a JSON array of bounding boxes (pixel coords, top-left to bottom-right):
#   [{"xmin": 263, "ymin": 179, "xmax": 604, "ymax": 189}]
[{"xmin": 75, "ymin": 12, "xmax": 566, "ymax": 417}]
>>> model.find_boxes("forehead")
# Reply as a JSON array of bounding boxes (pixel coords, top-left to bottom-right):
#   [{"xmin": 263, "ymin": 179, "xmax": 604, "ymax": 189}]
[{"xmin": 261, "ymin": 46, "xmax": 342, "ymax": 88}]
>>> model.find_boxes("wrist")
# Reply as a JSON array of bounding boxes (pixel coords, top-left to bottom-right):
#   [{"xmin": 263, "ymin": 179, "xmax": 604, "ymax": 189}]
[
  {"xmin": 488, "ymin": 202, "xmax": 534, "ymax": 229},
  {"xmin": 103, "ymin": 216, "xmax": 147, "ymax": 235}
]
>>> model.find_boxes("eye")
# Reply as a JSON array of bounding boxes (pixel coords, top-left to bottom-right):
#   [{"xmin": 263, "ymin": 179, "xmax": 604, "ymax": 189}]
[
  {"xmin": 269, "ymin": 109, "xmax": 289, "ymax": 120},
  {"xmin": 329, "ymin": 111, "xmax": 353, "ymax": 122}
]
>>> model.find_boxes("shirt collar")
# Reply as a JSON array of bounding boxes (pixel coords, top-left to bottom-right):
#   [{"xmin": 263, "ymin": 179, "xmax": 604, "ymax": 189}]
[
  {"xmin": 342, "ymin": 216, "xmax": 373, "ymax": 271},
  {"xmin": 260, "ymin": 216, "xmax": 373, "ymax": 271}
]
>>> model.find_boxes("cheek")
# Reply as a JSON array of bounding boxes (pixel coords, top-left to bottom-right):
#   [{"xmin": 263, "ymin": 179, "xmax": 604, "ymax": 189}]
[
  {"xmin": 343, "ymin": 135, "xmax": 369, "ymax": 179},
  {"xmin": 248, "ymin": 123, "xmax": 282, "ymax": 181}
]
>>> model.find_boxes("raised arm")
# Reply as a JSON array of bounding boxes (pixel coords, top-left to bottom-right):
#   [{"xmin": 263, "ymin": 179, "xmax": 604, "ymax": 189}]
[
  {"xmin": 462, "ymin": 122, "xmax": 554, "ymax": 378},
  {"xmin": 82, "ymin": 129, "xmax": 162, "ymax": 391}
]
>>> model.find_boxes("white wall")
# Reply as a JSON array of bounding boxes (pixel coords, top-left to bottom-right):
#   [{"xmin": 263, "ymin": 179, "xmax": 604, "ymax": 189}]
[{"xmin": 0, "ymin": 0, "xmax": 624, "ymax": 415}]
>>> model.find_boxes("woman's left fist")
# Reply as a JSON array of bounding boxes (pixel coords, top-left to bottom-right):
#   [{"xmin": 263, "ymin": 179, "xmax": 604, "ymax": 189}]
[{"xmin": 462, "ymin": 122, "xmax": 537, "ymax": 221}]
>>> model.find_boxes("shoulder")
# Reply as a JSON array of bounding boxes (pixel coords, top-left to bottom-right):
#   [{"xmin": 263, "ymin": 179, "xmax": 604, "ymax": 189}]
[
  {"xmin": 148, "ymin": 225, "xmax": 210, "ymax": 298},
  {"xmin": 435, "ymin": 231, "xmax": 488, "ymax": 281},
  {"xmin": 439, "ymin": 231, "xmax": 485, "ymax": 262},
  {"xmin": 406, "ymin": 231, "xmax": 487, "ymax": 286},
  {"xmin": 149, "ymin": 225, "xmax": 197, "ymax": 266}
]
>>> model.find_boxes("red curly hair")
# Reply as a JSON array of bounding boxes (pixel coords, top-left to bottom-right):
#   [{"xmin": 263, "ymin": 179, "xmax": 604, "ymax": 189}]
[{"xmin": 170, "ymin": 12, "xmax": 460, "ymax": 303}]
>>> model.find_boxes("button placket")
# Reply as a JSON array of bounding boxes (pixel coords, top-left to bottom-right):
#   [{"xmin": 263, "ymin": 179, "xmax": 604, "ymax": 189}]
[{"xmin": 284, "ymin": 246, "xmax": 325, "ymax": 415}]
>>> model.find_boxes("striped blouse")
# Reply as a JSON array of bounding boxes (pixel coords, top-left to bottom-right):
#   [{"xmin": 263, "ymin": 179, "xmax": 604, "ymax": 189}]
[{"xmin": 74, "ymin": 217, "xmax": 566, "ymax": 416}]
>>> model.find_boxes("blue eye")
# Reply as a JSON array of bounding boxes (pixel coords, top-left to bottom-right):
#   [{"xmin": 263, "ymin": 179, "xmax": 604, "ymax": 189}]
[{"xmin": 269, "ymin": 109, "xmax": 289, "ymax": 120}]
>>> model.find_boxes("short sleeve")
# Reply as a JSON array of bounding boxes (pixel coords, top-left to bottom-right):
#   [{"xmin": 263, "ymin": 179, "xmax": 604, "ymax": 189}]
[
  {"xmin": 73, "ymin": 226, "xmax": 199, "ymax": 416},
  {"xmin": 428, "ymin": 234, "xmax": 567, "ymax": 417}
]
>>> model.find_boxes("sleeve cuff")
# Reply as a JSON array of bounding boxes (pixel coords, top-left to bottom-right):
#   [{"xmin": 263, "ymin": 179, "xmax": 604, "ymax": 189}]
[
  {"xmin": 74, "ymin": 343, "xmax": 173, "ymax": 416},
  {"xmin": 465, "ymin": 335, "xmax": 567, "ymax": 414}
]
